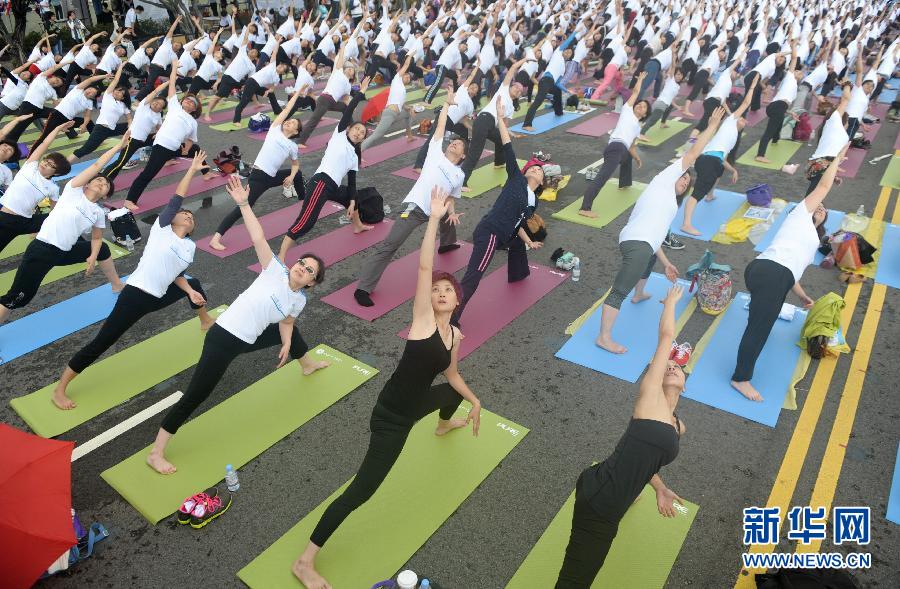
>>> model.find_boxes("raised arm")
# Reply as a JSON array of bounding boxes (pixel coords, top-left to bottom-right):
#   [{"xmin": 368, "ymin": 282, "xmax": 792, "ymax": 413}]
[
  {"xmin": 165, "ymin": 15, "xmax": 182, "ymax": 39},
  {"xmin": 731, "ymin": 76, "xmax": 757, "ymax": 118},
  {"xmin": 71, "ymin": 131, "xmax": 131, "ymax": 188},
  {"xmin": 410, "ymin": 187, "xmax": 452, "ymax": 327},
  {"xmin": 638, "ymin": 284, "xmax": 683, "ymax": 404},
  {"xmin": 683, "ymin": 106, "xmax": 726, "ymax": 168},
  {"xmin": 76, "ymin": 73, "xmax": 109, "ymax": 90},
  {"xmin": 803, "ymin": 143, "xmax": 848, "ymax": 212},
  {"xmin": 159, "ymin": 151, "xmax": 206, "ymax": 227},
  {"xmin": 503, "ymin": 55, "xmax": 529, "ymax": 85},
  {"xmin": 139, "ymin": 35, "xmax": 162, "ymax": 50},
  {"xmin": 432, "ymin": 85, "xmax": 455, "ymax": 142},
  {"xmin": 26, "ymin": 120, "xmax": 74, "ymax": 163},
  {"xmin": 167, "ymin": 59, "xmax": 179, "ymax": 99},
  {"xmin": 105, "ymin": 63, "xmax": 125, "ymax": 95},
  {"xmin": 207, "ymin": 29, "xmax": 224, "ymax": 57},
  {"xmin": 627, "ymin": 72, "xmax": 647, "ymax": 107},
  {"xmin": 273, "ymin": 84, "xmax": 305, "ymax": 126},
  {"xmin": 225, "ymin": 175, "xmax": 274, "ymax": 269}
]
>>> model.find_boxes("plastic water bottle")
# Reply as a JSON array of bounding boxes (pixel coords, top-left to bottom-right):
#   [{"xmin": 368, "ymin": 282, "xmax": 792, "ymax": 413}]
[
  {"xmin": 856, "ymin": 204, "xmax": 865, "ymax": 216},
  {"xmin": 572, "ymin": 257, "xmax": 581, "ymax": 282},
  {"xmin": 124, "ymin": 235, "xmax": 134, "ymax": 252},
  {"xmin": 396, "ymin": 570, "xmax": 418, "ymax": 589},
  {"xmin": 225, "ymin": 464, "xmax": 240, "ymax": 492},
  {"xmin": 420, "ymin": 580, "xmax": 431, "ymax": 589}
]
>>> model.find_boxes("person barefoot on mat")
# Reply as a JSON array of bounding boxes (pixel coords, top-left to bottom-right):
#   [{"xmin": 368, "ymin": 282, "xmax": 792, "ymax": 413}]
[
  {"xmin": 0, "ymin": 134, "xmax": 129, "ymax": 325},
  {"xmin": 291, "ymin": 186, "xmax": 482, "ymax": 589},
  {"xmin": 595, "ymin": 107, "xmax": 726, "ymax": 354},
  {"xmin": 731, "ymin": 147, "xmax": 845, "ymax": 403},
  {"xmin": 52, "ymin": 153, "xmax": 214, "ymax": 409},
  {"xmin": 557, "ymin": 285, "xmax": 687, "ymax": 588},
  {"xmin": 147, "ymin": 176, "xmax": 329, "ymax": 475}
]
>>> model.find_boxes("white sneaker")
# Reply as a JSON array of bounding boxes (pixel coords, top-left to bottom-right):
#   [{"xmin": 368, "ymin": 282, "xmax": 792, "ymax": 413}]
[
  {"xmin": 282, "ymin": 184, "xmax": 297, "ymax": 199},
  {"xmin": 338, "ymin": 214, "xmax": 352, "ymax": 225}
]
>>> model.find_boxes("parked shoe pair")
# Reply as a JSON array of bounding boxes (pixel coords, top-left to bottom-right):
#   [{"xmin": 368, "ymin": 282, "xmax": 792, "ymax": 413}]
[{"xmin": 177, "ymin": 487, "xmax": 233, "ymax": 529}]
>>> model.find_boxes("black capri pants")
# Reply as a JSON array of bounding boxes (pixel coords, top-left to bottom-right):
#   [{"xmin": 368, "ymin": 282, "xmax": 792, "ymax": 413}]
[
  {"xmin": 0, "ymin": 211, "xmax": 47, "ymax": 256},
  {"xmin": 102, "ymin": 135, "xmax": 152, "ymax": 179},
  {"xmin": 215, "ymin": 74, "xmax": 243, "ymax": 99},
  {"xmin": 581, "ymin": 141, "xmax": 632, "ymax": 211},
  {"xmin": 233, "ymin": 77, "xmax": 281, "ymax": 123},
  {"xmin": 691, "ymin": 154, "xmax": 725, "ymax": 200},
  {"xmin": 160, "ymin": 321, "xmax": 309, "ymax": 434},
  {"xmin": 695, "ymin": 97, "xmax": 721, "ymax": 133},
  {"xmin": 72, "ymin": 122, "xmax": 129, "ymax": 159},
  {"xmin": 460, "ymin": 113, "xmax": 507, "ymax": 185},
  {"xmin": 0, "ymin": 238, "xmax": 112, "ymax": 310},
  {"xmin": 31, "ymin": 109, "xmax": 90, "ymax": 152},
  {"xmin": 686, "ymin": 68, "xmax": 711, "ymax": 101},
  {"xmin": 743, "ymin": 71, "xmax": 764, "ymax": 111},
  {"xmin": 425, "ymin": 65, "xmax": 459, "ymax": 103},
  {"xmin": 68, "ymin": 279, "xmax": 206, "ymax": 373},
  {"xmin": 757, "ymin": 100, "xmax": 788, "ymax": 157},
  {"xmin": 606, "ymin": 241, "xmax": 656, "ymax": 310},
  {"xmin": 188, "ymin": 75, "xmax": 215, "ymax": 95},
  {"xmin": 284, "ymin": 172, "xmax": 352, "ymax": 242},
  {"xmin": 217, "ymin": 167, "xmax": 305, "ymax": 236},
  {"xmin": 125, "ymin": 144, "xmax": 181, "ymax": 204}
]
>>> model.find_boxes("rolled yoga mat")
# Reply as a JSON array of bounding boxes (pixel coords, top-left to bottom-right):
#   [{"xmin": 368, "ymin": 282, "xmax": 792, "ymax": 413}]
[
  {"xmin": 506, "ymin": 484, "xmax": 698, "ymax": 589},
  {"xmin": 566, "ymin": 112, "xmax": 619, "ymax": 137},
  {"xmin": 551, "ymin": 181, "xmax": 647, "ymax": 229},
  {"xmin": 735, "ymin": 140, "xmax": 802, "ymax": 170},
  {"xmin": 636, "ymin": 120, "xmax": 691, "ymax": 146},
  {"xmin": 237, "ymin": 408, "xmax": 528, "ymax": 588},
  {"xmin": 101, "ymin": 345, "xmax": 378, "ymax": 524},
  {"xmin": 683, "ymin": 292, "xmax": 806, "ymax": 427},
  {"xmin": 669, "ymin": 189, "xmax": 745, "ymax": 241},
  {"xmin": 463, "ymin": 159, "xmax": 528, "ymax": 198},
  {"xmin": 510, "ymin": 109, "xmax": 586, "ymax": 135},
  {"xmin": 10, "ymin": 306, "xmax": 226, "ymax": 438},
  {"xmin": 0, "ymin": 240, "xmax": 130, "ymax": 294},
  {"xmin": 107, "ymin": 174, "xmax": 231, "ymax": 211}
]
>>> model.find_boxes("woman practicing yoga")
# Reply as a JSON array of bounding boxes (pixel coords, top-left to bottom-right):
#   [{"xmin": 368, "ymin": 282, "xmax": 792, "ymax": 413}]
[
  {"xmin": 209, "ymin": 85, "xmax": 309, "ymax": 251},
  {"xmin": 52, "ymin": 153, "xmax": 214, "ymax": 410},
  {"xmin": 68, "ymin": 64, "xmax": 130, "ymax": 163},
  {"xmin": 292, "ymin": 186, "xmax": 482, "ymax": 589},
  {"xmin": 557, "ymin": 285, "xmax": 687, "ymax": 588},
  {"xmin": 731, "ymin": 147, "xmax": 846, "ymax": 402},
  {"xmin": 147, "ymin": 176, "xmax": 329, "ymax": 475},
  {"xmin": 0, "ymin": 134, "xmax": 128, "ymax": 325}
]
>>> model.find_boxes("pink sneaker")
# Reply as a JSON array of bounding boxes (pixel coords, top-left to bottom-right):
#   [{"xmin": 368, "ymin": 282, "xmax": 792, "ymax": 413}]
[
  {"xmin": 177, "ymin": 488, "xmax": 217, "ymax": 525},
  {"xmin": 669, "ymin": 341, "xmax": 693, "ymax": 367}
]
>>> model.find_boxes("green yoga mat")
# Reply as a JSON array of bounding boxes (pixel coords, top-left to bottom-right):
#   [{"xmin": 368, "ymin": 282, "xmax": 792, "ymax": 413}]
[
  {"xmin": 238, "ymin": 409, "xmax": 528, "ymax": 588},
  {"xmin": 637, "ymin": 120, "xmax": 691, "ymax": 146},
  {"xmin": 506, "ymin": 485, "xmax": 698, "ymax": 588},
  {"xmin": 57, "ymin": 137, "xmax": 119, "ymax": 158},
  {"xmin": 0, "ymin": 235, "xmax": 31, "ymax": 261},
  {"xmin": 20, "ymin": 129, "xmax": 93, "ymax": 149},
  {"xmin": 10, "ymin": 307, "xmax": 227, "ymax": 438},
  {"xmin": 210, "ymin": 118, "xmax": 253, "ymax": 132},
  {"xmin": 210, "ymin": 99, "xmax": 240, "ymax": 113},
  {"xmin": 464, "ymin": 159, "xmax": 527, "ymax": 198},
  {"xmin": 552, "ymin": 181, "xmax": 647, "ymax": 229},
  {"xmin": 0, "ymin": 240, "xmax": 130, "ymax": 293},
  {"xmin": 101, "ymin": 345, "xmax": 377, "ymax": 524},
  {"xmin": 880, "ymin": 155, "xmax": 900, "ymax": 189},
  {"xmin": 736, "ymin": 140, "xmax": 802, "ymax": 170}
]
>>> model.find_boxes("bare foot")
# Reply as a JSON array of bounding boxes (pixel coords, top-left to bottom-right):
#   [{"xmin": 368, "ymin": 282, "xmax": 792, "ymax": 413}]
[
  {"xmin": 123, "ymin": 200, "xmax": 139, "ymax": 212},
  {"xmin": 163, "ymin": 159, "xmax": 178, "ymax": 167},
  {"xmin": 703, "ymin": 193, "xmax": 717, "ymax": 202},
  {"xmin": 577, "ymin": 209, "xmax": 598, "ymax": 218},
  {"xmin": 461, "ymin": 186, "xmax": 471, "ymax": 192},
  {"xmin": 146, "ymin": 451, "xmax": 177, "ymax": 474},
  {"xmin": 681, "ymin": 224, "xmax": 702, "ymax": 236},
  {"xmin": 411, "ymin": 168, "xmax": 421, "ymax": 174},
  {"xmin": 201, "ymin": 115, "xmax": 213, "ymax": 123},
  {"xmin": 200, "ymin": 316, "xmax": 216, "ymax": 331},
  {"xmin": 435, "ymin": 418, "xmax": 467, "ymax": 436},
  {"xmin": 406, "ymin": 135, "xmax": 416, "ymax": 142},
  {"xmin": 522, "ymin": 125, "xmax": 535, "ymax": 131},
  {"xmin": 299, "ymin": 144, "xmax": 308, "ymax": 149},
  {"xmin": 291, "ymin": 559, "xmax": 332, "ymax": 589},
  {"xmin": 209, "ymin": 235, "xmax": 227, "ymax": 251},
  {"xmin": 631, "ymin": 292, "xmax": 652, "ymax": 304},
  {"xmin": 754, "ymin": 156, "xmax": 771, "ymax": 164},
  {"xmin": 731, "ymin": 380, "xmax": 764, "ymax": 402},
  {"xmin": 352, "ymin": 218, "xmax": 374, "ymax": 234},
  {"xmin": 301, "ymin": 360, "xmax": 330, "ymax": 376},
  {"xmin": 595, "ymin": 335, "xmax": 627, "ymax": 354},
  {"xmin": 111, "ymin": 281, "xmax": 125, "ymax": 293},
  {"xmin": 681, "ymin": 110, "xmax": 694, "ymax": 117},
  {"xmin": 660, "ymin": 122, "xmax": 669, "ymax": 129},
  {"xmin": 52, "ymin": 389, "xmax": 77, "ymax": 410},
  {"xmin": 638, "ymin": 134, "xmax": 649, "ymax": 142}
]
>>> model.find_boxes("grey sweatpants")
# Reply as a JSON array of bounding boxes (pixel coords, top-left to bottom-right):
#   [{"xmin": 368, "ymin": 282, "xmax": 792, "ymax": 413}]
[
  {"xmin": 356, "ymin": 205, "xmax": 457, "ymax": 293},
  {"xmin": 606, "ymin": 240, "xmax": 657, "ymax": 309},
  {"xmin": 361, "ymin": 105, "xmax": 412, "ymax": 150}
]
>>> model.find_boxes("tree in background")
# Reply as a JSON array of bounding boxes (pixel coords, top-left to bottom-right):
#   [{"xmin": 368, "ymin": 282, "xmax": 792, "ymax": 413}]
[{"xmin": 0, "ymin": 0, "xmax": 32, "ymax": 61}]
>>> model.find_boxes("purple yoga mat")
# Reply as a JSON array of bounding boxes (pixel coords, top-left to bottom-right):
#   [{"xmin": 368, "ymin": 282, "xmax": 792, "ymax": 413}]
[
  {"xmin": 871, "ymin": 102, "xmax": 888, "ymax": 118},
  {"xmin": 841, "ymin": 148, "xmax": 868, "ymax": 178},
  {"xmin": 248, "ymin": 220, "xmax": 394, "ymax": 273},
  {"xmin": 391, "ymin": 149, "xmax": 494, "ymax": 180},
  {"xmin": 567, "ymin": 112, "xmax": 619, "ymax": 137},
  {"xmin": 204, "ymin": 102, "xmax": 270, "ymax": 125},
  {"xmin": 894, "ymin": 130, "xmax": 900, "ymax": 151},
  {"xmin": 397, "ymin": 263, "xmax": 568, "ymax": 360},
  {"xmin": 114, "ymin": 158, "xmax": 191, "ymax": 192},
  {"xmin": 743, "ymin": 108, "xmax": 768, "ymax": 127},
  {"xmin": 321, "ymin": 242, "xmax": 474, "ymax": 321},
  {"xmin": 195, "ymin": 201, "xmax": 343, "ymax": 258},
  {"xmin": 361, "ymin": 136, "xmax": 426, "ymax": 169},
  {"xmin": 108, "ymin": 174, "xmax": 231, "ymax": 211},
  {"xmin": 248, "ymin": 117, "xmax": 339, "ymax": 140},
  {"xmin": 861, "ymin": 121, "xmax": 881, "ymax": 143}
]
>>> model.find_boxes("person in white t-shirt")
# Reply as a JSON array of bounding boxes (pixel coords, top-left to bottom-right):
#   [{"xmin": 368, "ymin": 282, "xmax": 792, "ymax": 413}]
[
  {"xmin": 595, "ymin": 107, "xmax": 725, "ymax": 354},
  {"xmin": 412, "ymin": 65, "xmax": 480, "ymax": 170},
  {"xmin": 148, "ymin": 175, "xmax": 330, "ymax": 475},
  {"xmin": 424, "ymin": 34, "xmax": 471, "ymax": 103},
  {"xmin": 69, "ymin": 65, "xmax": 132, "ymax": 162},
  {"xmin": 844, "ymin": 46, "xmax": 878, "ymax": 143},
  {"xmin": 102, "ymin": 84, "xmax": 168, "ymax": 178},
  {"xmin": 361, "ymin": 55, "xmax": 416, "ymax": 149},
  {"xmin": 0, "ymin": 50, "xmax": 35, "ymax": 118},
  {"xmin": 209, "ymin": 86, "xmax": 309, "ymax": 251},
  {"xmin": 806, "ymin": 86, "xmax": 851, "ymax": 195},
  {"xmin": 638, "ymin": 63, "xmax": 685, "ymax": 138},
  {"xmin": 0, "ymin": 135, "xmax": 129, "ymax": 325},
  {"xmin": 229, "ymin": 36, "xmax": 290, "ymax": 127},
  {"xmin": 731, "ymin": 150, "xmax": 846, "ymax": 403},
  {"xmin": 579, "ymin": 72, "xmax": 650, "ymax": 218},
  {"xmin": 295, "ymin": 38, "xmax": 361, "ymax": 146},
  {"xmin": 755, "ymin": 43, "xmax": 802, "ymax": 163},
  {"xmin": 202, "ymin": 21, "xmax": 259, "ymax": 121},
  {"xmin": 121, "ymin": 35, "xmax": 161, "ymax": 93},
  {"xmin": 60, "ymin": 30, "xmax": 108, "ymax": 89},
  {"xmin": 52, "ymin": 154, "xmax": 215, "ymax": 410},
  {"xmin": 354, "ymin": 89, "xmax": 468, "ymax": 307},
  {"xmin": 134, "ymin": 16, "xmax": 185, "ymax": 101},
  {"xmin": 186, "ymin": 29, "xmax": 225, "ymax": 95},
  {"xmin": 3, "ymin": 59, "xmax": 70, "ymax": 144},
  {"xmin": 28, "ymin": 71, "xmax": 108, "ymax": 151}
]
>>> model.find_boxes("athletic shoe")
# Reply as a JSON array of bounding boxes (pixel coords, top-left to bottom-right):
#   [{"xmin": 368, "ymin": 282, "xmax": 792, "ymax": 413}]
[
  {"xmin": 122, "ymin": 159, "xmax": 141, "ymax": 170},
  {"xmin": 282, "ymin": 184, "xmax": 297, "ymax": 199},
  {"xmin": 662, "ymin": 234, "xmax": 685, "ymax": 250},
  {"xmin": 670, "ymin": 341, "xmax": 692, "ymax": 367},
  {"xmin": 338, "ymin": 213, "xmax": 352, "ymax": 225},
  {"xmin": 177, "ymin": 488, "xmax": 217, "ymax": 525},
  {"xmin": 190, "ymin": 492, "xmax": 233, "ymax": 529},
  {"xmin": 354, "ymin": 289, "xmax": 374, "ymax": 307}
]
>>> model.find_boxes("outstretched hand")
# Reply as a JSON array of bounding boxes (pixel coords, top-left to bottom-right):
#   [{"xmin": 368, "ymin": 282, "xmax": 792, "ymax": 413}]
[
  {"xmin": 429, "ymin": 185, "xmax": 452, "ymax": 218},
  {"xmin": 663, "ymin": 284, "xmax": 684, "ymax": 305},
  {"xmin": 655, "ymin": 486, "xmax": 685, "ymax": 518},
  {"xmin": 190, "ymin": 150, "xmax": 206, "ymax": 170},
  {"xmin": 467, "ymin": 403, "xmax": 481, "ymax": 436},
  {"xmin": 225, "ymin": 175, "xmax": 250, "ymax": 204}
]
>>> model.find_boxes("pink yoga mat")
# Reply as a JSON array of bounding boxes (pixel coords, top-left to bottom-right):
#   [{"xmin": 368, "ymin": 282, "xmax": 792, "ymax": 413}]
[
  {"xmin": 567, "ymin": 112, "xmax": 619, "ymax": 137},
  {"xmin": 391, "ymin": 150, "xmax": 494, "ymax": 180},
  {"xmin": 841, "ymin": 148, "xmax": 868, "ymax": 178},
  {"xmin": 397, "ymin": 263, "xmax": 568, "ymax": 360},
  {"xmin": 361, "ymin": 136, "xmax": 426, "ymax": 168},
  {"xmin": 248, "ymin": 220, "xmax": 394, "ymax": 273},
  {"xmin": 321, "ymin": 242, "xmax": 474, "ymax": 321},
  {"xmin": 108, "ymin": 174, "xmax": 231, "ymax": 211},
  {"xmin": 743, "ymin": 108, "xmax": 768, "ymax": 127},
  {"xmin": 871, "ymin": 103, "xmax": 888, "ymax": 118},
  {"xmin": 195, "ymin": 201, "xmax": 343, "ymax": 258},
  {"xmin": 205, "ymin": 102, "xmax": 270, "ymax": 125},
  {"xmin": 114, "ymin": 158, "xmax": 191, "ymax": 192},
  {"xmin": 861, "ymin": 121, "xmax": 881, "ymax": 143},
  {"xmin": 894, "ymin": 130, "xmax": 900, "ymax": 150}
]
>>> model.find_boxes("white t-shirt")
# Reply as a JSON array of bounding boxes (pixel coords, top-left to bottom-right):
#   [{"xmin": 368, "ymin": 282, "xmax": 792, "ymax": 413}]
[
  {"xmin": 289, "ymin": 69, "xmax": 315, "ymax": 94},
  {"xmin": 216, "ymin": 257, "xmax": 307, "ymax": 344},
  {"xmin": 0, "ymin": 75, "xmax": 29, "ymax": 110},
  {"xmin": 386, "ymin": 76, "xmax": 407, "ymax": 107},
  {"xmin": 151, "ymin": 38, "xmax": 176, "ymax": 67},
  {"xmin": 96, "ymin": 93, "xmax": 128, "ymax": 129},
  {"xmin": 315, "ymin": 128, "xmax": 358, "ymax": 184},
  {"xmin": 126, "ymin": 216, "xmax": 196, "ymax": 298},
  {"xmin": 153, "ymin": 96, "xmax": 198, "ymax": 150},
  {"xmin": 437, "ymin": 41, "xmax": 463, "ymax": 69},
  {"xmin": 197, "ymin": 55, "xmax": 223, "ymax": 81},
  {"xmin": 36, "ymin": 182, "xmax": 105, "ymax": 251},
  {"xmin": 97, "ymin": 46, "xmax": 121, "ymax": 73},
  {"xmin": 846, "ymin": 85, "xmax": 869, "ymax": 118},
  {"xmin": 124, "ymin": 8, "xmax": 136, "ymax": 28},
  {"xmin": 252, "ymin": 63, "xmax": 280, "ymax": 87},
  {"xmin": 255, "ymin": 125, "xmax": 299, "ymax": 176},
  {"xmin": 657, "ymin": 77, "xmax": 680, "ymax": 105},
  {"xmin": 24, "ymin": 75, "xmax": 57, "ymax": 109},
  {"xmin": 752, "ymin": 54, "xmax": 779, "ymax": 80},
  {"xmin": 772, "ymin": 73, "xmax": 798, "ymax": 103},
  {"xmin": 609, "ymin": 104, "xmax": 641, "ymax": 146},
  {"xmin": 323, "ymin": 70, "xmax": 351, "ymax": 101},
  {"xmin": 618, "ymin": 158, "xmax": 685, "ymax": 252},
  {"xmin": 224, "ymin": 47, "xmax": 255, "ymax": 81},
  {"xmin": 809, "ymin": 111, "xmax": 850, "ymax": 160},
  {"xmin": 802, "ymin": 62, "xmax": 828, "ymax": 89},
  {"xmin": 74, "ymin": 45, "xmax": 98, "ymax": 69},
  {"xmin": 0, "ymin": 161, "xmax": 60, "ymax": 217},
  {"xmin": 403, "ymin": 141, "xmax": 463, "ymax": 215},
  {"xmin": 480, "ymin": 84, "xmax": 514, "ymax": 127},
  {"xmin": 708, "ymin": 71, "xmax": 733, "ymax": 101},
  {"xmin": 55, "ymin": 88, "xmax": 94, "ymax": 119},
  {"xmin": 758, "ymin": 203, "xmax": 818, "ymax": 282},
  {"xmin": 448, "ymin": 91, "xmax": 474, "ymax": 124},
  {"xmin": 128, "ymin": 48, "xmax": 150, "ymax": 69},
  {"xmin": 131, "ymin": 102, "xmax": 162, "ymax": 142},
  {"xmin": 704, "ymin": 115, "xmax": 740, "ymax": 154}
]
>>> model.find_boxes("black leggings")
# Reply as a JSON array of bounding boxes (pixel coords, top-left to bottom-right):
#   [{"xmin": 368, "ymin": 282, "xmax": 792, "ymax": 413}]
[
  {"xmin": 68, "ymin": 280, "xmax": 206, "ymax": 374},
  {"xmin": 72, "ymin": 122, "xmax": 129, "ymax": 159},
  {"xmin": 215, "ymin": 74, "xmax": 242, "ymax": 99},
  {"xmin": 31, "ymin": 109, "xmax": 88, "ymax": 152},
  {"xmin": 695, "ymin": 97, "xmax": 721, "ymax": 133},
  {"xmin": 743, "ymin": 71, "xmax": 764, "ymax": 111},
  {"xmin": 217, "ymin": 167, "xmax": 305, "ymax": 236},
  {"xmin": 102, "ymin": 135, "xmax": 152, "ymax": 179},
  {"xmin": 581, "ymin": 141, "xmax": 632, "ymax": 211},
  {"xmin": 309, "ymin": 390, "xmax": 463, "ymax": 547},
  {"xmin": 0, "ymin": 211, "xmax": 46, "ymax": 256},
  {"xmin": 6, "ymin": 102, "xmax": 51, "ymax": 143},
  {"xmin": 425, "ymin": 65, "xmax": 458, "ymax": 103},
  {"xmin": 732, "ymin": 259, "xmax": 794, "ymax": 382},
  {"xmin": 160, "ymin": 322, "xmax": 309, "ymax": 434},
  {"xmin": 0, "ymin": 238, "xmax": 112, "ymax": 310},
  {"xmin": 284, "ymin": 172, "xmax": 351, "ymax": 241},
  {"xmin": 135, "ymin": 64, "xmax": 167, "ymax": 101},
  {"xmin": 62, "ymin": 62, "xmax": 91, "ymax": 90},
  {"xmin": 757, "ymin": 100, "xmax": 788, "ymax": 157},
  {"xmin": 364, "ymin": 53, "xmax": 397, "ymax": 80},
  {"xmin": 523, "ymin": 76, "xmax": 563, "ymax": 126},
  {"xmin": 234, "ymin": 78, "xmax": 281, "ymax": 123},
  {"xmin": 188, "ymin": 76, "xmax": 215, "ymax": 95},
  {"xmin": 686, "ymin": 68, "xmax": 711, "ymax": 101},
  {"xmin": 556, "ymin": 471, "xmax": 620, "ymax": 588},
  {"xmin": 691, "ymin": 154, "xmax": 725, "ymax": 200},
  {"xmin": 460, "ymin": 113, "xmax": 506, "ymax": 185},
  {"xmin": 125, "ymin": 144, "xmax": 180, "ymax": 204}
]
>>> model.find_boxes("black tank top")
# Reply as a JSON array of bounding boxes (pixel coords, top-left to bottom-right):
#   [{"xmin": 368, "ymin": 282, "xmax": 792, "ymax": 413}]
[
  {"xmin": 377, "ymin": 327, "xmax": 453, "ymax": 417},
  {"xmin": 580, "ymin": 418, "xmax": 680, "ymax": 522}
]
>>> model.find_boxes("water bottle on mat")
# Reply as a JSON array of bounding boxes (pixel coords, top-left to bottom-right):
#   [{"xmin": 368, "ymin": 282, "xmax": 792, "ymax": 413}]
[{"xmin": 225, "ymin": 464, "xmax": 240, "ymax": 492}]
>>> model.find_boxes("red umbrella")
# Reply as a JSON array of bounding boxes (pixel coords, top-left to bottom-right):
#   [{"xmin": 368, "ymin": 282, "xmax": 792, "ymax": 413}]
[
  {"xmin": 0, "ymin": 424, "xmax": 75, "ymax": 589},
  {"xmin": 361, "ymin": 87, "xmax": 391, "ymax": 124}
]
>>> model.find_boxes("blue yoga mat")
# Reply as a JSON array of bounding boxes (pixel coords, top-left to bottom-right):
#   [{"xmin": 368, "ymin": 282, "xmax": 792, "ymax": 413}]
[
  {"xmin": 55, "ymin": 153, "xmax": 139, "ymax": 182},
  {"xmin": 511, "ymin": 110, "xmax": 585, "ymax": 135},
  {"xmin": 683, "ymin": 292, "xmax": 806, "ymax": 427},
  {"xmin": 754, "ymin": 203, "xmax": 845, "ymax": 264},
  {"xmin": 874, "ymin": 223, "xmax": 900, "ymax": 289},
  {"xmin": 888, "ymin": 442, "xmax": 900, "ymax": 525},
  {"xmin": 0, "ymin": 281, "xmax": 123, "ymax": 365},
  {"xmin": 556, "ymin": 273, "xmax": 693, "ymax": 383},
  {"xmin": 670, "ymin": 189, "xmax": 745, "ymax": 241},
  {"xmin": 877, "ymin": 87, "xmax": 897, "ymax": 104}
]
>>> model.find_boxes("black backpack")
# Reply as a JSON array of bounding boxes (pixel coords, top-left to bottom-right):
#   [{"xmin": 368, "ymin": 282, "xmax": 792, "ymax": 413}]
[
  {"xmin": 755, "ymin": 568, "xmax": 861, "ymax": 589},
  {"xmin": 355, "ymin": 187, "xmax": 385, "ymax": 224}
]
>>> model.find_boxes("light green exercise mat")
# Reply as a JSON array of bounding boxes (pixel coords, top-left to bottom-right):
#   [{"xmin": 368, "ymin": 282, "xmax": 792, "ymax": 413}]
[
  {"xmin": 463, "ymin": 159, "xmax": 527, "ymax": 198},
  {"xmin": 10, "ymin": 306, "xmax": 227, "ymax": 438},
  {"xmin": 506, "ymin": 485, "xmax": 698, "ymax": 588},
  {"xmin": 637, "ymin": 120, "xmax": 691, "ymax": 146},
  {"xmin": 736, "ymin": 140, "xmax": 802, "ymax": 170},
  {"xmin": 237, "ymin": 409, "xmax": 528, "ymax": 589},
  {"xmin": 0, "ymin": 234, "xmax": 30, "ymax": 261},
  {"xmin": 0, "ymin": 240, "xmax": 130, "ymax": 293},
  {"xmin": 552, "ymin": 181, "xmax": 647, "ymax": 229},
  {"xmin": 101, "ymin": 345, "xmax": 377, "ymax": 524},
  {"xmin": 880, "ymin": 155, "xmax": 900, "ymax": 189}
]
